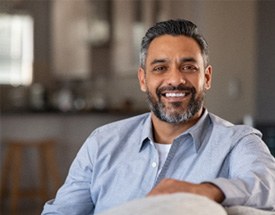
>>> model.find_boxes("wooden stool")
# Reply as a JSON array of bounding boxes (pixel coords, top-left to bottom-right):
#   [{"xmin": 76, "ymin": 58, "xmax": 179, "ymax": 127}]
[{"xmin": 1, "ymin": 139, "xmax": 62, "ymax": 215}]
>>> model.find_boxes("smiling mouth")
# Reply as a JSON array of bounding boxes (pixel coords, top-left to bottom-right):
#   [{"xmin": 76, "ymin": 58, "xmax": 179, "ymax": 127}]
[
  {"xmin": 164, "ymin": 92, "xmax": 187, "ymax": 97},
  {"xmin": 157, "ymin": 85, "xmax": 195, "ymax": 102},
  {"xmin": 161, "ymin": 91, "xmax": 191, "ymax": 98}
]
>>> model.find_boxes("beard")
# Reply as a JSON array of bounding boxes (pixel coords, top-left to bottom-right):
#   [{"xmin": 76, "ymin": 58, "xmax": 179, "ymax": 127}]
[{"xmin": 146, "ymin": 84, "xmax": 205, "ymax": 124}]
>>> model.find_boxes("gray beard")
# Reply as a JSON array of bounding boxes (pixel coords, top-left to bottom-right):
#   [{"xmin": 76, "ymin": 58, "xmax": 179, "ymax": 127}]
[{"xmin": 146, "ymin": 87, "xmax": 205, "ymax": 124}]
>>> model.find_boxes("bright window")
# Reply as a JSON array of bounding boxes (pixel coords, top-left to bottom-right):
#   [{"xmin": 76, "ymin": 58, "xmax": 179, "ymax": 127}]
[{"xmin": 0, "ymin": 14, "xmax": 33, "ymax": 86}]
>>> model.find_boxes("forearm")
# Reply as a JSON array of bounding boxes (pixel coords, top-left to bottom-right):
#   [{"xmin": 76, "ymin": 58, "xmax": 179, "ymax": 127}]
[
  {"xmin": 147, "ymin": 178, "xmax": 225, "ymax": 203},
  {"xmin": 199, "ymin": 182, "xmax": 225, "ymax": 203}
]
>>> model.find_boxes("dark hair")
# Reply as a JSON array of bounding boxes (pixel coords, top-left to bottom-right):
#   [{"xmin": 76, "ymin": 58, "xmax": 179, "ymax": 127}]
[{"xmin": 139, "ymin": 19, "xmax": 209, "ymax": 69}]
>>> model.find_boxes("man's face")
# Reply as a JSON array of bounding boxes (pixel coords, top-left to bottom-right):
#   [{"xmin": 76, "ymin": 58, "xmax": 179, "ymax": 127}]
[{"xmin": 138, "ymin": 35, "xmax": 212, "ymax": 124}]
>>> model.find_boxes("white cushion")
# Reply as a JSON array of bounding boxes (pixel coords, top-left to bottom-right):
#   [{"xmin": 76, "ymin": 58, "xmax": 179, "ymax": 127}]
[
  {"xmin": 99, "ymin": 193, "xmax": 227, "ymax": 215},
  {"xmin": 225, "ymin": 205, "xmax": 275, "ymax": 215}
]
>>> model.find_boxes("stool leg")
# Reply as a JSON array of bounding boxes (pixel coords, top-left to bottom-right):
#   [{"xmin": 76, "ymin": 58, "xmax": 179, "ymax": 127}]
[
  {"xmin": 1, "ymin": 140, "xmax": 62, "ymax": 214},
  {"xmin": 1, "ymin": 144, "xmax": 13, "ymax": 201},
  {"xmin": 10, "ymin": 145, "xmax": 22, "ymax": 215},
  {"xmin": 38, "ymin": 144, "xmax": 48, "ymax": 203},
  {"xmin": 44, "ymin": 142, "xmax": 62, "ymax": 197}
]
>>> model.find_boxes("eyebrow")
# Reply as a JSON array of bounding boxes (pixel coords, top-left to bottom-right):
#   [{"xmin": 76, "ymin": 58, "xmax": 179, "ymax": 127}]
[
  {"xmin": 150, "ymin": 58, "xmax": 168, "ymax": 66},
  {"xmin": 150, "ymin": 57, "xmax": 197, "ymax": 66},
  {"xmin": 180, "ymin": 57, "xmax": 197, "ymax": 63}
]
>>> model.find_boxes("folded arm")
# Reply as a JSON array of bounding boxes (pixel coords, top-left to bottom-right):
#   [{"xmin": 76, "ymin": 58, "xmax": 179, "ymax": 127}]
[
  {"xmin": 147, "ymin": 178, "xmax": 225, "ymax": 203},
  {"xmin": 148, "ymin": 134, "xmax": 275, "ymax": 210}
]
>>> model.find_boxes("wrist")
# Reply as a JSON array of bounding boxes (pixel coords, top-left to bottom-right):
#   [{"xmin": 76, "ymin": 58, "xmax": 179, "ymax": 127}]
[{"xmin": 200, "ymin": 182, "xmax": 225, "ymax": 203}]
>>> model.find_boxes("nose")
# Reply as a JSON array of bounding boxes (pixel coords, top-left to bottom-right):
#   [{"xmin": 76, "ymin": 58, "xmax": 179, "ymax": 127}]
[{"xmin": 167, "ymin": 68, "xmax": 186, "ymax": 86}]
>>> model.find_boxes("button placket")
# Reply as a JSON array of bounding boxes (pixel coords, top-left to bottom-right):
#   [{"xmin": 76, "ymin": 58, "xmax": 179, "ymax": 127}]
[{"xmin": 154, "ymin": 139, "xmax": 181, "ymax": 185}]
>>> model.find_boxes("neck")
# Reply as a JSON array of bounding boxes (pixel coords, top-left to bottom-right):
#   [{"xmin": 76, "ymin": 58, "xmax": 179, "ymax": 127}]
[{"xmin": 151, "ymin": 109, "xmax": 203, "ymax": 144}]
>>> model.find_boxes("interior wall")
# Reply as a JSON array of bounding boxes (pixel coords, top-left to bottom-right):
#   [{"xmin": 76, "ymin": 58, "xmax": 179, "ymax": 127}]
[
  {"xmin": 171, "ymin": 0, "xmax": 257, "ymax": 123},
  {"xmin": 256, "ymin": 0, "xmax": 275, "ymax": 123},
  {"xmin": 51, "ymin": 0, "xmax": 91, "ymax": 80}
]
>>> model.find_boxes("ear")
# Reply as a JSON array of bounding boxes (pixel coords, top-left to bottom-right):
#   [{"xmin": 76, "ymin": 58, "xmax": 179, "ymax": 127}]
[
  {"xmin": 138, "ymin": 67, "xmax": 147, "ymax": 92},
  {"xmin": 204, "ymin": 65, "xmax": 212, "ymax": 90}
]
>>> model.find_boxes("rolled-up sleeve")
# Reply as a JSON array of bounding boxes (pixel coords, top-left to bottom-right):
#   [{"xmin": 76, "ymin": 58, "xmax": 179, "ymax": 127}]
[{"xmin": 210, "ymin": 133, "xmax": 275, "ymax": 210}]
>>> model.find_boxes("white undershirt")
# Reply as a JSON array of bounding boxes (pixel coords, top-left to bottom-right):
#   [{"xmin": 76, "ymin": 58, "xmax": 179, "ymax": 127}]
[{"xmin": 154, "ymin": 143, "xmax": 172, "ymax": 175}]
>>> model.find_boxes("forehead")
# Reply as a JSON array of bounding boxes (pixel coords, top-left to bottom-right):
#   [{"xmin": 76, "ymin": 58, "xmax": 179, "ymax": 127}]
[{"xmin": 147, "ymin": 35, "xmax": 203, "ymax": 63}]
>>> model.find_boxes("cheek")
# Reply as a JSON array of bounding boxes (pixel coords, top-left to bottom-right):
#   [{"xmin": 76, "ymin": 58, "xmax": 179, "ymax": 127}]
[
  {"xmin": 195, "ymin": 75, "xmax": 208, "ymax": 91},
  {"xmin": 145, "ymin": 78, "xmax": 160, "ymax": 93},
  {"xmin": 187, "ymin": 77, "xmax": 202, "ymax": 91}
]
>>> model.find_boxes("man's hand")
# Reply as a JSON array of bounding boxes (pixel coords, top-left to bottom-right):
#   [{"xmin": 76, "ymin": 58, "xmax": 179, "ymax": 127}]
[{"xmin": 147, "ymin": 178, "xmax": 225, "ymax": 203}]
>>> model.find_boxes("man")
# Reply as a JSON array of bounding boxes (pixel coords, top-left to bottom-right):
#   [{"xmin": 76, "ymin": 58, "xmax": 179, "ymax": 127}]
[{"xmin": 42, "ymin": 19, "xmax": 275, "ymax": 214}]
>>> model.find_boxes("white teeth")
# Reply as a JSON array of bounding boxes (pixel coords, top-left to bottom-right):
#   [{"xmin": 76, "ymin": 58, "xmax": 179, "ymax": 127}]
[{"xmin": 165, "ymin": 93, "xmax": 186, "ymax": 97}]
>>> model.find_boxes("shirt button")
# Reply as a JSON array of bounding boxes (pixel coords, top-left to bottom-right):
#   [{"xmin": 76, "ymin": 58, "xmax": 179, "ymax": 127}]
[{"xmin": 152, "ymin": 162, "xmax": 157, "ymax": 168}]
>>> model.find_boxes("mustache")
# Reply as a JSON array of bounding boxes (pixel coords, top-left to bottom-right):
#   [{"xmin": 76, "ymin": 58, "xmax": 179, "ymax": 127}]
[{"xmin": 156, "ymin": 84, "xmax": 196, "ymax": 96}]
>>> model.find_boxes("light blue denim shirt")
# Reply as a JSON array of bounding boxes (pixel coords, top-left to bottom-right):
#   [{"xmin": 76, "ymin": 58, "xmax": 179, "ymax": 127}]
[{"xmin": 42, "ymin": 109, "xmax": 275, "ymax": 214}]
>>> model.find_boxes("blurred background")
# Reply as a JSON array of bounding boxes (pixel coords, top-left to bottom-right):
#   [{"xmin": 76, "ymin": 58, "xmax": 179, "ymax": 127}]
[{"xmin": 0, "ymin": 0, "xmax": 275, "ymax": 214}]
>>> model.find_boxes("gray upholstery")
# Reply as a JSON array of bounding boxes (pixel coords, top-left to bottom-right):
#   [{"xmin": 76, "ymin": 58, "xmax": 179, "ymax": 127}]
[
  {"xmin": 225, "ymin": 206, "xmax": 275, "ymax": 215},
  {"xmin": 99, "ymin": 193, "xmax": 275, "ymax": 215},
  {"xmin": 99, "ymin": 193, "xmax": 227, "ymax": 215}
]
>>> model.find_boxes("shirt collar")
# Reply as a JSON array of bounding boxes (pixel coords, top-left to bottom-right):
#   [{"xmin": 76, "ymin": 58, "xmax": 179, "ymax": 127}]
[
  {"xmin": 139, "ymin": 109, "xmax": 212, "ymax": 152},
  {"xmin": 181, "ymin": 109, "xmax": 212, "ymax": 152},
  {"xmin": 139, "ymin": 113, "xmax": 154, "ymax": 151}
]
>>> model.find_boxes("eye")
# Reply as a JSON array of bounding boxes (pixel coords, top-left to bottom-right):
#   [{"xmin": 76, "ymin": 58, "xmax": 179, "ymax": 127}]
[
  {"xmin": 153, "ymin": 65, "xmax": 167, "ymax": 73},
  {"xmin": 181, "ymin": 65, "xmax": 199, "ymax": 73}
]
